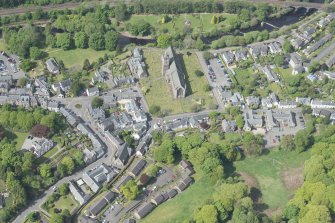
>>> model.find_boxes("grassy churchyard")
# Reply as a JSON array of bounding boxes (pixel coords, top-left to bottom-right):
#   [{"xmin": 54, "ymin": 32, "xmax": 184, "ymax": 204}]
[
  {"xmin": 141, "ymin": 48, "xmax": 216, "ymax": 115},
  {"xmin": 141, "ymin": 177, "xmax": 217, "ymax": 223},
  {"xmin": 234, "ymin": 149, "xmax": 311, "ymax": 215},
  {"xmin": 126, "ymin": 13, "xmax": 238, "ymax": 36}
]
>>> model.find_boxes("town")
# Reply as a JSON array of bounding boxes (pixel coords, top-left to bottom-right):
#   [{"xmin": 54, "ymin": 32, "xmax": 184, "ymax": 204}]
[{"xmin": 0, "ymin": 1, "xmax": 335, "ymax": 223}]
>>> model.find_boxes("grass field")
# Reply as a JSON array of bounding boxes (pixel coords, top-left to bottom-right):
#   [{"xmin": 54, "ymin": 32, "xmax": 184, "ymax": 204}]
[
  {"xmin": 141, "ymin": 48, "xmax": 216, "ymax": 115},
  {"xmin": 141, "ymin": 177, "xmax": 216, "ymax": 223},
  {"xmin": 0, "ymin": 39, "xmax": 6, "ymax": 51},
  {"xmin": 47, "ymin": 48, "xmax": 110, "ymax": 71},
  {"xmin": 234, "ymin": 149, "xmax": 311, "ymax": 212},
  {"xmin": 10, "ymin": 131, "xmax": 29, "ymax": 150},
  {"xmin": 53, "ymin": 194, "xmax": 78, "ymax": 214},
  {"xmin": 127, "ymin": 13, "xmax": 237, "ymax": 36}
]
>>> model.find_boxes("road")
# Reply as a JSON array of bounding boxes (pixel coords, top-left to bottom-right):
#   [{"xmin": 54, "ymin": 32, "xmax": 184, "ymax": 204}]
[{"xmin": 312, "ymin": 40, "xmax": 335, "ymax": 62}]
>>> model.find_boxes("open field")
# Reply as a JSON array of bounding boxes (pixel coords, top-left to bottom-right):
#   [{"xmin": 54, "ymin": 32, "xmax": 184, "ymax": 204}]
[
  {"xmin": 141, "ymin": 177, "xmax": 216, "ymax": 223},
  {"xmin": 54, "ymin": 194, "xmax": 78, "ymax": 214},
  {"xmin": 13, "ymin": 131, "xmax": 29, "ymax": 150},
  {"xmin": 141, "ymin": 48, "xmax": 216, "ymax": 115},
  {"xmin": 0, "ymin": 39, "xmax": 6, "ymax": 51},
  {"xmin": 127, "ymin": 13, "xmax": 237, "ymax": 36},
  {"xmin": 234, "ymin": 149, "xmax": 311, "ymax": 213},
  {"xmin": 47, "ymin": 48, "xmax": 110, "ymax": 71}
]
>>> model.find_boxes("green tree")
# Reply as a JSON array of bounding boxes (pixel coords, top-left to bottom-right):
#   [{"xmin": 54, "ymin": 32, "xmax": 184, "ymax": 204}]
[
  {"xmin": 195, "ymin": 205, "xmax": 219, "ymax": 223},
  {"xmin": 50, "ymin": 212, "xmax": 64, "ymax": 223},
  {"xmin": 105, "ymin": 31, "xmax": 118, "ymax": 51},
  {"xmin": 58, "ymin": 183, "xmax": 69, "ymax": 196},
  {"xmin": 61, "ymin": 157, "xmax": 75, "ymax": 175},
  {"xmin": 19, "ymin": 59, "xmax": 36, "ymax": 72},
  {"xmin": 120, "ymin": 180, "xmax": 139, "ymax": 200},
  {"xmin": 74, "ymin": 32, "xmax": 88, "ymax": 49},
  {"xmin": 283, "ymin": 39, "xmax": 294, "ymax": 53},
  {"xmin": 236, "ymin": 114, "xmax": 244, "ymax": 129},
  {"xmin": 18, "ymin": 77, "xmax": 28, "ymax": 88},
  {"xmin": 149, "ymin": 105, "xmax": 161, "ymax": 116},
  {"xmin": 294, "ymin": 130, "xmax": 311, "ymax": 152},
  {"xmin": 195, "ymin": 37, "xmax": 205, "ymax": 50},
  {"xmin": 154, "ymin": 139, "xmax": 175, "ymax": 163},
  {"xmin": 56, "ymin": 33, "xmax": 72, "ymax": 50},
  {"xmin": 274, "ymin": 54, "xmax": 285, "ymax": 67},
  {"xmin": 91, "ymin": 97, "xmax": 104, "ymax": 108},
  {"xmin": 211, "ymin": 15, "xmax": 219, "ymax": 24},
  {"xmin": 195, "ymin": 70, "xmax": 204, "ymax": 77},
  {"xmin": 29, "ymin": 46, "xmax": 43, "ymax": 60},
  {"xmin": 299, "ymin": 205, "xmax": 331, "ymax": 223},
  {"xmin": 39, "ymin": 163, "xmax": 52, "ymax": 179},
  {"xmin": 204, "ymin": 84, "xmax": 212, "ymax": 92},
  {"xmin": 89, "ymin": 33, "xmax": 105, "ymax": 50},
  {"xmin": 279, "ymin": 135, "xmax": 295, "ymax": 151},
  {"xmin": 115, "ymin": 3, "xmax": 128, "ymax": 21},
  {"xmin": 157, "ymin": 34, "xmax": 172, "ymax": 48}
]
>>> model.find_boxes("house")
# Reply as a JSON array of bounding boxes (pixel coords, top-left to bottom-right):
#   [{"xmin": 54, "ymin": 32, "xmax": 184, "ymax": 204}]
[
  {"xmin": 105, "ymin": 131, "xmax": 124, "ymax": 149},
  {"xmin": 114, "ymin": 144, "xmax": 132, "ymax": 167},
  {"xmin": 278, "ymin": 100, "xmax": 297, "ymax": 109},
  {"xmin": 311, "ymin": 100, "xmax": 335, "ymax": 109},
  {"xmin": 91, "ymin": 70, "xmax": 108, "ymax": 84},
  {"xmin": 82, "ymin": 164, "xmax": 117, "ymax": 193},
  {"xmin": 0, "ymin": 82, "xmax": 9, "ymax": 93},
  {"xmin": 243, "ymin": 110, "xmax": 263, "ymax": 131},
  {"xmin": 222, "ymin": 51, "xmax": 235, "ymax": 65},
  {"xmin": 83, "ymin": 148, "xmax": 96, "ymax": 164},
  {"xmin": 249, "ymin": 44, "xmax": 268, "ymax": 57},
  {"xmin": 246, "ymin": 96, "xmax": 260, "ymax": 108},
  {"xmin": 46, "ymin": 58, "xmax": 59, "ymax": 74},
  {"xmin": 134, "ymin": 202, "xmax": 155, "ymax": 219},
  {"xmin": 46, "ymin": 100, "xmax": 60, "ymax": 112},
  {"xmin": 60, "ymin": 107, "xmax": 79, "ymax": 126},
  {"xmin": 0, "ymin": 75, "xmax": 13, "ymax": 85},
  {"xmin": 290, "ymin": 38, "xmax": 305, "ymax": 49},
  {"xmin": 167, "ymin": 189, "xmax": 178, "ymax": 198},
  {"xmin": 77, "ymin": 123, "xmax": 92, "ymax": 136},
  {"xmin": 312, "ymin": 108, "xmax": 332, "ymax": 117},
  {"xmin": 128, "ymin": 48, "xmax": 147, "ymax": 79},
  {"xmin": 88, "ymin": 191, "xmax": 116, "ymax": 218},
  {"xmin": 179, "ymin": 160, "xmax": 192, "ymax": 170},
  {"xmin": 261, "ymin": 93, "xmax": 279, "ymax": 108},
  {"xmin": 262, "ymin": 65, "xmax": 279, "ymax": 82},
  {"xmin": 289, "ymin": 53, "xmax": 302, "ymax": 69},
  {"xmin": 230, "ymin": 92, "xmax": 244, "ymax": 107},
  {"xmin": 222, "ymin": 119, "xmax": 237, "ymax": 132},
  {"xmin": 128, "ymin": 159, "xmax": 147, "ymax": 177},
  {"xmin": 52, "ymin": 79, "xmax": 72, "ymax": 92},
  {"xmin": 162, "ymin": 46, "xmax": 187, "ymax": 99},
  {"xmin": 325, "ymin": 52, "xmax": 335, "ymax": 68},
  {"xmin": 151, "ymin": 193, "xmax": 168, "ymax": 206},
  {"xmin": 323, "ymin": 71, "xmax": 335, "ymax": 80},
  {"xmin": 69, "ymin": 180, "xmax": 91, "ymax": 205},
  {"xmin": 265, "ymin": 109, "xmax": 296, "ymax": 131},
  {"xmin": 21, "ymin": 136, "xmax": 54, "ymax": 158},
  {"xmin": 303, "ymin": 34, "xmax": 332, "ymax": 55},
  {"xmin": 89, "ymin": 107, "xmax": 105, "ymax": 121},
  {"xmin": 175, "ymin": 176, "xmax": 193, "ymax": 192},
  {"xmin": 268, "ymin": 42, "xmax": 282, "ymax": 54},
  {"xmin": 114, "ymin": 175, "xmax": 133, "ymax": 193},
  {"xmin": 217, "ymin": 86, "xmax": 232, "ymax": 103},
  {"xmin": 234, "ymin": 49, "xmax": 248, "ymax": 61},
  {"xmin": 86, "ymin": 87, "xmax": 99, "ymax": 97},
  {"xmin": 296, "ymin": 97, "xmax": 311, "ymax": 106}
]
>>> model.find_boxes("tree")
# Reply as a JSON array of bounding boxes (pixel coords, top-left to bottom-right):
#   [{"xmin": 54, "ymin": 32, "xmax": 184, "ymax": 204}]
[
  {"xmin": 58, "ymin": 183, "xmax": 69, "ymax": 196},
  {"xmin": 157, "ymin": 34, "xmax": 172, "ymax": 48},
  {"xmin": 154, "ymin": 139, "xmax": 175, "ymax": 163},
  {"xmin": 242, "ymin": 133, "xmax": 264, "ymax": 156},
  {"xmin": 299, "ymin": 205, "xmax": 331, "ymax": 223},
  {"xmin": 56, "ymin": 33, "xmax": 72, "ymax": 50},
  {"xmin": 203, "ymin": 51, "xmax": 213, "ymax": 61},
  {"xmin": 29, "ymin": 46, "xmax": 43, "ymax": 60},
  {"xmin": 30, "ymin": 124, "xmax": 49, "ymax": 138},
  {"xmin": 70, "ymin": 80, "xmax": 82, "ymax": 97},
  {"xmin": 115, "ymin": 3, "xmax": 128, "ymax": 21},
  {"xmin": 83, "ymin": 59, "xmax": 91, "ymax": 71},
  {"xmin": 50, "ymin": 212, "xmax": 64, "ymax": 223},
  {"xmin": 195, "ymin": 37, "xmax": 205, "ymax": 50},
  {"xmin": 39, "ymin": 163, "xmax": 52, "ymax": 179},
  {"xmin": 294, "ymin": 130, "xmax": 311, "ymax": 152},
  {"xmin": 145, "ymin": 164, "xmax": 160, "ymax": 177},
  {"xmin": 211, "ymin": 15, "xmax": 219, "ymax": 24},
  {"xmin": 149, "ymin": 105, "xmax": 161, "ymax": 116},
  {"xmin": 274, "ymin": 54, "xmax": 285, "ymax": 67},
  {"xmin": 20, "ymin": 59, "xmax": 36, "ymax": 72},
  {"xmin": 283, "ymin": 39, "xmax": 294, "ymax": 53},
  {"xmin": 91, "ymin": 97, "xmax": 103, "ymax": 108},
  {"xmin": 279, "ymin": 135, "xmax": 295, "ymax": 151},
  {"xmin": 61, "ymin": 157, "xmax": 75, "ymax": 175},
  {"xmin": 89, "ymin": 33, "xmax": 105, "ymax": 50},
  {"xmin": 236, "ymin": 114, "xmax": 244, "ymax": 129},
  {"xmin": 105, "ymin": 31, "xmax": 118, "ymax": 51},
  {"xmin": 195, "ymin": 70, "xmax": 204, "ymax": 77},
  {"xmin": 120, "ymin": 180, "xmax": 139, "ymax": 200},
  {"xmin": 74, "ymin": 32, "xmax": 88, "ymax": 49},
  {"xmin": 18, "ymin": 77, "xmax": 28, "ymax": 88},
  {"xmin": 161, "ymin": 15, "xmax": 170, "ymax": 24},
  {"xmin": 308, "ymin": 61, "xmax": 321, "ymax": 73},
  {"xmin": 195, "ymin": 205, "xmax": 219, "ymax": 223},
  {"xmin": 204, "ymin": 84, "xmax": 212, "ymax": 92}
]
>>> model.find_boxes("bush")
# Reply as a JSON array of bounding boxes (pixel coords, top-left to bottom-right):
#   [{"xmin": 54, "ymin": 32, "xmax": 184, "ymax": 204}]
[{"xmin": 195, "ymin": 70, "xmax": 204, "ymax": 77}]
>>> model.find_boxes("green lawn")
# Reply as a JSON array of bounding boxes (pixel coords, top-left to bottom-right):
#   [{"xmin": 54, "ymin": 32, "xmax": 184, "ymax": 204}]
[
  {"xmin": 127, "ymin": 13, "xmax": 237, "ymax": 36},
  {"xmin": 53, "ymin": 194, "xmax": 78, "ymax": 214},
  {"xmin": 141, "ymin": 48, "xmax": 216, "ymax": 115},
  {"xmin": 234, "ymin": 149, "xmax": 311, "ymax": 210},
  {"xmin": 47, "ymin": 48, "xmax": 110, "ymax": 71},
  {"xmin": 0, "ymin": 39, "xmax": 6, "ymax": 51},
  {"xmin": 42, "ymin": 147, "xmax": 59, "ymax": 158},
  {"xmin": 12, "ymin": 131, "xmax": 29, "ymax": 150},
  {"xmin": 141, "ymin": 177, "xmax": 216, "ymax": 223}
]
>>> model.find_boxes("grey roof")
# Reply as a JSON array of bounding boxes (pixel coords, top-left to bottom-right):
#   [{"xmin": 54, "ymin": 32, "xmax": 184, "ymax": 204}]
[
  {"xmin": 167, "ymin": 189, "xmax": 178, "ymax": 198},
  {"xmin": 135, "ymin": 202, "xmax": 155, "ymax": 219},
  {"xmin": 89, "ymin": 198, "xmax": 108, "ymax": 216},
  {"xmin": 114, "ymin": 175, "xmax": 133, "ymax": 192},
  {"xmin": 129, "ymin": 159, "xmax": 147, "ymax": 177},
  {"xmin": 163, "ymin": 46, "xmax": 187, "ymax": 98},
  {"xmin": 115, "ymin": 144, "xmax": 132, "ymax": 165},
  {"xmin": 304, "ymin": 34, "xmax": 332, "ymax": 55},
  {"xmin": 151, "ymin": 193, "xmax": 167, "ymax": 205}
]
